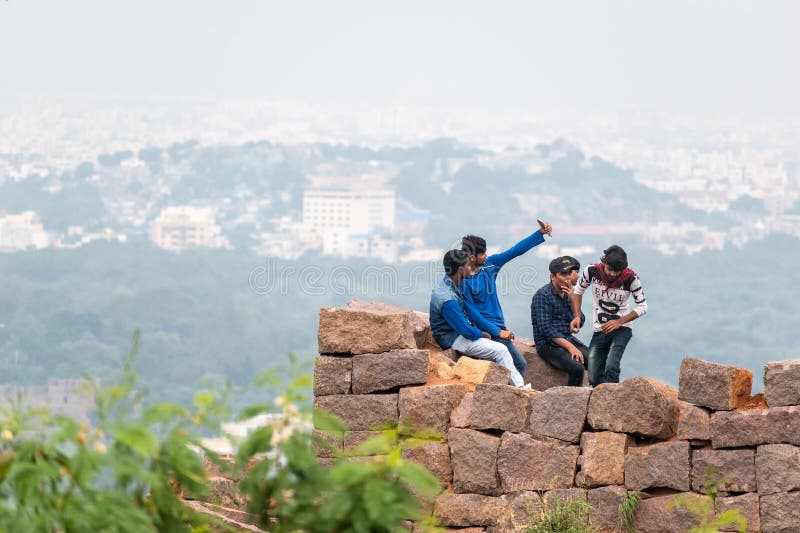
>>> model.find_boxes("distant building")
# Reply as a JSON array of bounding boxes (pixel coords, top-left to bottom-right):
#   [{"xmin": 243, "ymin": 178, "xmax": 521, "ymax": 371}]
[
  {"xmin": 0, "ymin": 210, "xmax": 50, "ymax": 251},
  {"xmin": 0, "ymin": 379, "xmax": 95, "ymax": 424},
  {"xmin": 149, "ymin": 206, "xmax": 230, "ymax": 251},
  {"xmin": 302, "ymin": 188, "xmax": 397, "ymax": 262}
]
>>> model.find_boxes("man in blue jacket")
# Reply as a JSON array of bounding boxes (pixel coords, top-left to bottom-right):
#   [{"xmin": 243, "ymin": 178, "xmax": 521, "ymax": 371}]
[
  {"xmin": 460, "ymin": 220, "xmax": 553, "ymax": 377},
  {"xmin": 429, "ymin": 249, "xmax": 525, "ymax": 387}
]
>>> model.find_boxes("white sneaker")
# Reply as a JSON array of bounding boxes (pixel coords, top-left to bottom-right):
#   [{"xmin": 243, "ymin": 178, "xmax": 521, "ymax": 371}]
[{"xmin": 521, "ymin": 383, "xmax": 533, "ymax": 390}]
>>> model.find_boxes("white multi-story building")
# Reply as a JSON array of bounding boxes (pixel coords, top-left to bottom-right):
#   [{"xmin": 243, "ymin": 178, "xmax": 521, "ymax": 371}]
[
  {"xmin": 149, "ymin": 206, "xmax": 229, "ymax": 251},
  {"xmin": 302, "ymin": 188, "xmax": 397, "ymax": 261},
  {"xmin": 0, "ymin": 210, "xmax": 50, "ymax": 251}
]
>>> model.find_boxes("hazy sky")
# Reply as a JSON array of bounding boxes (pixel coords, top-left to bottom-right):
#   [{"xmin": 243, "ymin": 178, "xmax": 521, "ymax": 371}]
[{"xmin": 2, "ymin": 1, "xmax": 799, "ymax": 117}]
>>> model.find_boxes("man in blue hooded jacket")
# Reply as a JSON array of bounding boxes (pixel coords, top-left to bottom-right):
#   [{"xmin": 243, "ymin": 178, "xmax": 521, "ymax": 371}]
[
  {"xmin": 460, "ymin": 220, "xmax": 552, "ymax": 377},
  {"xmin": 429, "ymin": 249, "xmax": 524, "ymax": 387}
]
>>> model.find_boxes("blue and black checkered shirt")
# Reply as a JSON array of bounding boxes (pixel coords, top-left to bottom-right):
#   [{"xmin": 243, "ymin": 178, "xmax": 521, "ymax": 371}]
[{"xmin": 531, "ymin": 281, "xmax": 584, "ymax": 348}]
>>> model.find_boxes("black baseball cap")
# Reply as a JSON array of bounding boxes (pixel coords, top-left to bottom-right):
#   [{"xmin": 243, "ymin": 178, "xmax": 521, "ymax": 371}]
[{"xmin": 549, "ymin": 256, "xmax": 581, "ymax": 275}]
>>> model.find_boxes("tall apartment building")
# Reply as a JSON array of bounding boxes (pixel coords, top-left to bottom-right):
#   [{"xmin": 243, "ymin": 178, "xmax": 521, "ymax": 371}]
[
  {"xmin": 149, "ymin": 206, "xmax": 228, "ymax": 251},
  {"xmin": 0, "ymin": 210, "xmax": 50, "ymax": 251},
  {"xmin": 302, "ymin": 188, "xmax": 397, "ymax": 261}
]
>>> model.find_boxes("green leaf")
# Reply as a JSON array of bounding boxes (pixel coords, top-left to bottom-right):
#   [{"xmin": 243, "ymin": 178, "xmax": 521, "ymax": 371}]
[{"xmin": 113, "ymin": 425, "xmax": 159, "ymax": 458}]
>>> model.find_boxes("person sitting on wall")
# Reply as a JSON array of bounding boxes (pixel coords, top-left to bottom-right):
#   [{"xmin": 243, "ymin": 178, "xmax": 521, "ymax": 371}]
[
  {"xmin": 531, "ymin": 256, "xmax": 588, "ymax": 387},
  {"xmin": 460, "ymin": 219, "xmax": 553, "ymax": 380},
  {"xmin": 430, "ymin": 249, "xmax": 526, "ymax": 387}
]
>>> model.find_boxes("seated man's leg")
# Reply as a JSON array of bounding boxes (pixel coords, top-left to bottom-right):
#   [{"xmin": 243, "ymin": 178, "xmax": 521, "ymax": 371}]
[
  {"xmin": 452, "ymin": 336, "xmax": 525, "ymax": 387},
  {"xmin": 494, "ymin": 336, "xmax": 526, "ymax": 377},
  {"xmin": 537, "ymin": 343, "xmax": 585, "ymax": 387},
  {"xmin": 587, "ymin": 331, "xmax": 612, "ymax": 387},
  {"xmin": 604, "ymin": 328, "xmax": 633, "ymax": 384}
]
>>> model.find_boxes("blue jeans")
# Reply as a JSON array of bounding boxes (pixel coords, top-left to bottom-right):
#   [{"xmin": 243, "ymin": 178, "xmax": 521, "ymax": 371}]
[
  {"xmin": 493, "ymin": 335, "xmax": 527, "ymax": 377},
  {"xmin": 588, "ymin": 327, "xmax": 633, "ymax": 386}
]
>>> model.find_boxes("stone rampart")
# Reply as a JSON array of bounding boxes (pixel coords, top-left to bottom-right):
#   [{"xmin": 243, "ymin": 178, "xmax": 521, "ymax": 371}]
[{"xmin": 312, "ymin": 301, "xmax": 800, "ymax": 532}]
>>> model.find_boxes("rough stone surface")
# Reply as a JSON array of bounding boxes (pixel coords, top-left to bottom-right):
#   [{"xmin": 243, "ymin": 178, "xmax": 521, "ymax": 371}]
[
  {"xmin": 312, "ymin": 428, "xmax": 343, "ymax": 458},
  {"xmin": 469, "ymin": 384, "xmax": 531, "ymax": 433},
  {"xmin": 575, "ymin": 432, "xmax": 632, "ymax": 487},
  {"xmin": 542, "ymin": 488, "xmax": 588, "ymax": 507},
  {"xmin": 515, "ymin": 339, "xmax": 570, "ymax": 390},
  {"xmin": 314, "ymin": 394, "xmax": 398, "ymax": 431},
  {"xmin": 433, "ymin": 493, "xmax": 511, "ymax": 527},
  {"xmin": 450, "ymin": 392, "xmax": 474, "ymax": 429},
  {"xmin": 343, "ymin": 430, "xmax": 396, "ymax": 456},
  {"xmin": 631, "ymin": 493, "xmax": 704, "ymax": 533},
  {"xmin": 756, "ymin": 444, "xmax": 800, "ymax": 495},
  {"xmin": 760, "ymin": 491, "xmax": 800, "ymax": 533},
  {"xmin": 710, "ymin": 406, "xmax": 800, "ymax": 448},
  {"xmin": 587, "ymin": 377, "xmax": 680, "ymax": 439},
  {"xmin": 351, "ymin": 349, "xmax": 429, "ymax": 394},
  {"xmin": 399, "ymin": 384, "xmax": 468, "ymax": 436},
  {"xmin": 318, "ymin": 306, "xmax": 417, "ymax": 354},
  {"xmin": 624, "ymin": 441, "xmax": 691, "ymax": 491},
  {"xmin": 402, "ymin": 439, "xmax": 452, "ymax": 485},
  {"xmin": 714, "ymin": 493, "xmax": 759, "ymax": 533},
  {"xmin": 502, "ymin": 491, "xmax": 544, "ymax": 530},
  {"xmin": 676, "ymin": 402, "xmax": 711, "ymax": 442},
  {"xmin": 313, "ymin": 356, "xmax": 352, "ymax": 396},
  {"xmin": 678, "ymin": 356, "xmax": 752, "ymax": 411},
  {"xmin": 430, "ymin": 351, "xmax": 457, "ymax": 380},
  {"xmin": 448, "ymin": 429, "xmax": 501, "ymax": 495},
  {"xmin": 764, "ymin": 358, "xmax": 800, "ymax": 407},
  {"xmin": 691, "ymin": 449, "xmax": 756, "ymax": 493},
  {"xmin": 527, "ymin": 386, "xmax": 592, "ymax": 443},
  {"xmin": 588, "ymin": 485, "xmax": 627, "ymax": 533},
  {"xmin": 453, "ymin": 357, "xmax": 510, "ymax": 386},
  {"xmin": 497, "ymin": 432, "xmax": 579, "ymax": 492},
  {"xmin": 345, "ymin": 301, "xmax": 433, "ymax": 349}
]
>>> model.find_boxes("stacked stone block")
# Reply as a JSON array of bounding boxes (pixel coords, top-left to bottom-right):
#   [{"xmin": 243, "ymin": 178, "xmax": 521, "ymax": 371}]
[{"xmin": 312, "ymin": 303, "xmax": 800, "ymax": 532}]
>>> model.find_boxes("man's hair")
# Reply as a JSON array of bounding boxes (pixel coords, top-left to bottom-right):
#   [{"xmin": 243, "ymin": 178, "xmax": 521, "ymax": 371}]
[
  {"xmin": 461, "ymin": 235, "xmax": 487, "ymax": 256},
  {"xmin": 602, "ymin": 245, "xmax": 628, "ymax": 271},
  {"xmin": 443, "ymin": 249, "xmax": 470, "ymax": 276}
]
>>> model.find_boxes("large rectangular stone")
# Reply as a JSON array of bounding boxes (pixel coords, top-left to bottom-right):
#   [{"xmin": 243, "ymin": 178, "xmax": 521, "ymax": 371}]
[
  {"xmin": 576, "ymin": 431, "xmax": 632, "ymax": 487},
  {"xmin": 631, "ymin": 493, "xmax": 704, "ymax": 533},
  {"xmin": 760, "ymin": 491, "xmax": 800, "ymax": 533},
  {"xmin": 527, "ymin": 386, "xmax": 592, "ymax": 443},
  {"xmin": 351, "ymin": 349, "xmax": 429, "ymax": 394},
  {"xmin": 313, "ymin": 356, "xmax": 352, "ymax": 396},
  {"xmin": 501, "ymin": 491, "xmax": 544, "ymax": 530},
  {"xmin": 691, "ymin": 449, "xmax": 756, "ymax": 493},
  {"xmin": 401, "ymin": 439, "xmax": 452, "ymax": 486},
  {"xmin": 318, "ymin": 306, "xmax": 417, "ymax": 354},
  {"xmin": 588, "ymin": 485, "xmax": 628, "ymax": 533},
  {"xmin": 678, "ymin": 357, "xmax": 752, "ymax": 411},
  {"xmin": 624, "ymin": 441, "xmax": 691, "ymax": 491},
  {"xmin": 764, "ymin": 359, "xmax": 800, "ymax": 407},
  {"xmin": 453, "ymin": 357, "xmax": 510, "ymax": 385},
  {"xmin": 515, "ymin": 338, "xmax": 572, "ymax": 390},
  {"xmin": 448, "ymin": 428, "xmax": 501, "ymax": 496},
  {"xmin": 756, "ymin": 444, "xmax": 800, "ymax": 495},
  {"xmin": 710, "ymin": 406, "xmax": 800, "ymax": 448},
  {"xmin": 587, "ymin": 377, "xmax": 679, "ymax": 439},
  {"xmin": 497, "ymin": 432, "xmax": 579, "ymax": 492},
  {"xmin": 433, "ymin": 493, "xmax": 511, "ymax": 528},
  {"xmin": 469, "ymin": 384, "xmax": 531, "ymax": 433},
  {"xmin": 314, "ymin": 394, "xmax": 398, "ymax": 431},
  {"xmin": 676, "ymin": 402, "xmax": 710, "ymax": 442},
  {"xmin": 714, "ymin": 493, "xmax": 759, "ymax": 533},
  {"xmin": 399, "ymin": 384, "xmax": 468, "ymax": 436}
]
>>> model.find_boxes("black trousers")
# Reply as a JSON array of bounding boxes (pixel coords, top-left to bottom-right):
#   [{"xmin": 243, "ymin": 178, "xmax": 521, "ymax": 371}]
[{"xmin": 537, "ymin": 342, "xmax": 589, "ymax": 387}]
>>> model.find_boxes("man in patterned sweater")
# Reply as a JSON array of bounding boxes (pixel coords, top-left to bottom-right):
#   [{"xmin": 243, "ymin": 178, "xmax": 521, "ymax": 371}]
[{"xmin": 569, "ymin": 245, "xmax": 648, "ymax": 386}]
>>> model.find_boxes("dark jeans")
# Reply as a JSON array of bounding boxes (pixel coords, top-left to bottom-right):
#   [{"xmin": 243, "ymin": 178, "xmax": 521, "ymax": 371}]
[
  {"xmin": 587, "ymin": 327, "xmax": 633, "ymax": 386},
  {"xmin": 537, "ymin": 342, "xmax": 588, "ymax": 387},
  {"xmin": 493, "ymin": 335, "xmax": 526, "ymax": 377}
]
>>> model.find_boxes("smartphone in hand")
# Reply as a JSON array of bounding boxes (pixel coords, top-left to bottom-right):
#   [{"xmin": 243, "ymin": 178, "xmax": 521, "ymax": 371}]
[{"xmin": 537, "ymin": 219, "xmax": 551, "ymax": 236}]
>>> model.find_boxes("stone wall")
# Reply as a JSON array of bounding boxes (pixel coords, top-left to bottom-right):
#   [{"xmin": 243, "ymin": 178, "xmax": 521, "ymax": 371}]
[{"xmin": 313, "ymin": 301, "xmax": 800, "ymax": 533}]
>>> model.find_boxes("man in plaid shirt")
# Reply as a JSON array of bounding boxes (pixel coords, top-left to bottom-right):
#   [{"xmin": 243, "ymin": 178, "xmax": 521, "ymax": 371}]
[{"xmin": 530, "ymin": 256, "xmax": 587, "ymax": 387}]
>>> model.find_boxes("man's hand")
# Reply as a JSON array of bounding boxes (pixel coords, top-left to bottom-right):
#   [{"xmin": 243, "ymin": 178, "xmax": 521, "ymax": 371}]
[
  {"xmin": 559, "ymin": 280, "xmax": 573, "ymax": 297},
  {"xmin": 499, "ymin": 330, "xmax": 515, "ymax": 340},
  {"xmin": 481, "ymin": 331, "xmax": 491, "ymax": 339},
  {"xmin": 569, "ymin": 316, "xmax": 582, "ymax": 334},
  {"xmin": 537, "ymin": 219, "xmax": 553, "ymax": 236},
  {"xmin": 569, "ymin": 346, "xmax": 584, "ymax": 363},
  {"xmin": 601, "ymin": 319, "xmax": 622, "ymax": 333}
]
